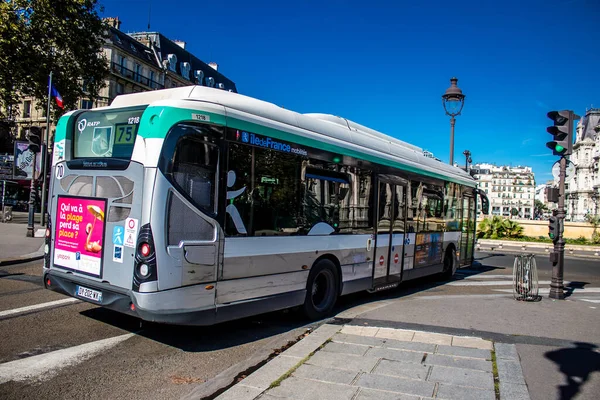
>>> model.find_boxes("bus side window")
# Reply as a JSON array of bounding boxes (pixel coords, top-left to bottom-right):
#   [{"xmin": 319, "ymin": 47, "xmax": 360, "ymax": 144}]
[{"xmin": 171, "ymin": 136, "xmax": 219, "ymax": 215}]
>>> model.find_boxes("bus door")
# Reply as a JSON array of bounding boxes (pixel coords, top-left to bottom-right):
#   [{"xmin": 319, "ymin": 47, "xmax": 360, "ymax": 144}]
[
  {"xmin": 372, "ymin": 176, "xmax": 407, "ymax": 287},
  {"xmin": 459, "ymin": 193, "xmax": 475, "ymax": 266}
]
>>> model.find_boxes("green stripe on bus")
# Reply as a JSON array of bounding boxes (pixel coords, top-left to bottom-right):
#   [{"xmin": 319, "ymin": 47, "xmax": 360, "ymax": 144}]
[
  {"xmin": 137, "ymin": 105, "xmax": 475, "ymax": 187},
  {"xmin": 137, "ymin": 106, "xmax": 226, "ymax": 139}
]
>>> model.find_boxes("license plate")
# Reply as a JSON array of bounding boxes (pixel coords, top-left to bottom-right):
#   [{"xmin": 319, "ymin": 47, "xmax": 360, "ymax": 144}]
[{"xmin": 76, "ymin": 285, "xmax": 103, "ymax": 303}]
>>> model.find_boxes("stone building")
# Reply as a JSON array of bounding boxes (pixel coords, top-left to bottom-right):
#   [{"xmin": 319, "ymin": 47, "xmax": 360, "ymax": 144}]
[
  {"xmin": 566, "ymin": 107, "xmax": 600, "ymax": 221},
  {"xmin": 471, "ymin": 163, "xmax": 536, "ymax": 219}
]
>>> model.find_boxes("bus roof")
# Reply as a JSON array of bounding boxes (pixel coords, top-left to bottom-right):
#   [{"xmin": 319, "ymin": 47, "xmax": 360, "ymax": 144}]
[{"xmin": 110, "ymin": 86, "xmax": 475, "ymax": 186}]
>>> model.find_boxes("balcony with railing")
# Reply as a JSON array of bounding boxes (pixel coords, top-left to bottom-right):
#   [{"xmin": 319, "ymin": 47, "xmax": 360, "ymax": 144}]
[{"xmin": 111, "ymin": 62, "xmax": 164, "ymax": 90}]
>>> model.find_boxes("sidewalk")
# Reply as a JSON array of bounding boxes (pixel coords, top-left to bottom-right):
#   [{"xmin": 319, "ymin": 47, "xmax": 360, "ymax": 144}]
[
  {"xmin": 216, "ymin": 324, "xmax": 527, "ymax": 400},
  {"xmin": 0, "ymin": 213, "xmax": 45, "ymax": 265},
  {"xmin": 214, "ymin": 287, "xmax": 600, "ymax": 400}
]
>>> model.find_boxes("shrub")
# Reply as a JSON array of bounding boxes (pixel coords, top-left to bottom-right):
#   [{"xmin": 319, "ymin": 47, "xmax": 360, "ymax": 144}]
[{"xmin": 477, "ymin": 216, "xmax": 523, "ymax": 239}]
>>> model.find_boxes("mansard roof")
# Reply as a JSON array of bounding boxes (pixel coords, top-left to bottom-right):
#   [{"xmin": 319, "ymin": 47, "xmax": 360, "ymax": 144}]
[{"xmin": 579, "ymin": 108, "xmax": 600, "ymax": 142}]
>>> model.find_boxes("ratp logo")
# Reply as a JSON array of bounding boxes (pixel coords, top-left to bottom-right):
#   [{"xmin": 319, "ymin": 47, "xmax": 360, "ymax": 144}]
[{"xmin": 78, "ymin": 119, "xmax": 87, "ymax": 133}]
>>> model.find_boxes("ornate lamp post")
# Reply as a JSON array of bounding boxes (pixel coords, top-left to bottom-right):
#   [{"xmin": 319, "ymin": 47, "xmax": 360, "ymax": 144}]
[
  {"xmin": 463, "ymin": 150, "xmax": 472, "ymax": 172},
  {"xmin": 442, "ymin": 77, "xmax": 466, "ymax": 165}
]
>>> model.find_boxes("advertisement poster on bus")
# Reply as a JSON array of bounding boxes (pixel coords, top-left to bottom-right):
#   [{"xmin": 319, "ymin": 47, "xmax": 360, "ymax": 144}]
[
  {"xmin": 53, "ymin": 196, "xmax": 107, "ymax": 277},
  {"xmin": 13, "ymin": 141, "xmax": 41, "ymax": 180},
  {"xmin": 415, "ymin": 233, "xmax": 443, "ymax": 267}
]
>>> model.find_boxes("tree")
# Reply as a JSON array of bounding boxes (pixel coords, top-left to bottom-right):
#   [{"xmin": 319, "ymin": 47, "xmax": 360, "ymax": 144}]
[
  {"xmin": 0, "ymin": 0, "xmax": 109, "ymax": 125},
  {"xmin": 584, "ymin": 213, "xmax": 600, "ymax": 245}
]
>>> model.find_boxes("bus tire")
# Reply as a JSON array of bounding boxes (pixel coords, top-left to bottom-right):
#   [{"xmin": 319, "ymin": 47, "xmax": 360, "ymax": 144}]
[
  {"xmin": 303, "ymin": 259, "xmax": 339, "ymax": 320},
  {"xmin": 441, "ymin": 247, "xmax": 457, "ymax": 280}
]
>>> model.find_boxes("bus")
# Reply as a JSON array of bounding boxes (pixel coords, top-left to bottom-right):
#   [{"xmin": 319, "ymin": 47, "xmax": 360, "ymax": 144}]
[{"xmin": 43, "ymin": 86, "xmax": 489, "ymax": 325}]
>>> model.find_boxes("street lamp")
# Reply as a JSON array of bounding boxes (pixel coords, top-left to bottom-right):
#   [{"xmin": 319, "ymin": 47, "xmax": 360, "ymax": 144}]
[
  {"xmin": 463, "ymin": 150, "xmax": 472, "ymax": 172},
  {"xmin": 442, "ymin": 77, "xmax": 466, "ymax": 165}
]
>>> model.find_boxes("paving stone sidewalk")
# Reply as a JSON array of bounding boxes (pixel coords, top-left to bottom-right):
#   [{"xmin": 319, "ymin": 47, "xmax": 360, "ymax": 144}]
[{"xmin": 217, "ymin": 324, "xmax": 530, "ymax": 400}]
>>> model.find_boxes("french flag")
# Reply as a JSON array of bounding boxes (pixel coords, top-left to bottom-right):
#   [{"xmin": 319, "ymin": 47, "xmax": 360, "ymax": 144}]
[{"xmin": 49, "ymin": 79, "xmax": 64, "ymax": 109}]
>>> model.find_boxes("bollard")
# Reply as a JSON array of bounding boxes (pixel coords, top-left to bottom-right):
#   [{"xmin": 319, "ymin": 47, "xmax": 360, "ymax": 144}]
[{"xmin": 513, "ymin": 254, "xmax": 541, "ymax": 302}]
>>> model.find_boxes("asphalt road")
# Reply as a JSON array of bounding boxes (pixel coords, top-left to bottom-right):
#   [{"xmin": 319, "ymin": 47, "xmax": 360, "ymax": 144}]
[{"xmin": 0, "ymin": 252, "xmax": 598, "ymax": 399}]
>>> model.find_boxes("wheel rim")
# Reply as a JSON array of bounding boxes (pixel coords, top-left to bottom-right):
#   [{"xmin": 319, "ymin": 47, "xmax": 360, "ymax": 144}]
[{"xmin": 311, "ymin": 270, "xmax": 334, "ymax": 312}]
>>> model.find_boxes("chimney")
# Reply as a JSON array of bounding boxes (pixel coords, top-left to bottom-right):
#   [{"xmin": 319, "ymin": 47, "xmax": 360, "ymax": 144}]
[
  {"xmin": 208, "ymin": 62, "xmax": 218, "ymax": 71},
  {"xmin": 104, "ymin": 17, "xmax": 121, "ymax": 30},
  {"xmin": 173, "ymin": 40, "xmax": 186, "ymax": 50}
]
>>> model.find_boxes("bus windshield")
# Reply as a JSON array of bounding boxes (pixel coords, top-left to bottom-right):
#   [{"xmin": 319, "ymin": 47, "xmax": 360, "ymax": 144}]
[{"xmin": 73, "ymin": 106, "xmax": 147, "ymax": 159}]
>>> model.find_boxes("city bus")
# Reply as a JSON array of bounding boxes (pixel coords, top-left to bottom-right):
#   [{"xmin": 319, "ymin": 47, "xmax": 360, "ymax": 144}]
[{"xmin": 43, "ymin": 86, "xmax": 489, "ymax": 325}]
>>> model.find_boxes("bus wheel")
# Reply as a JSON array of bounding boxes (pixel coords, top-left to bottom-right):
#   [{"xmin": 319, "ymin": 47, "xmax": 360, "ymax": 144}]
[
  {"xmin": 303, "ymin": 259, "xmax": 339, "ymax": 320},
  {"xmin": 441, "ymin": 247, "xmax": 457, "ymax": 280}
]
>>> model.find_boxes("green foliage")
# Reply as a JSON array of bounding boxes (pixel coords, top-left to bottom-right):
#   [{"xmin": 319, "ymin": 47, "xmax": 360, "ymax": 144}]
[
  {"xmin": 585, "ymin": 213, "xmax": 600, "ymax": 244},
  {"xmin": 477, "ymin": 216, "xmax": 524, "ymax": 239},
  {"xmin": 0, "ymin": 0, "xmax": 109, "ymax": 123}
]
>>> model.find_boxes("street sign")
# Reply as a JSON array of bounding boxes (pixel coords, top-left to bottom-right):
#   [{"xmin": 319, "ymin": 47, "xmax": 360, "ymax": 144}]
[{"xmin": 552, "ymin": 160, "xmax": 575, "ymax": 182}]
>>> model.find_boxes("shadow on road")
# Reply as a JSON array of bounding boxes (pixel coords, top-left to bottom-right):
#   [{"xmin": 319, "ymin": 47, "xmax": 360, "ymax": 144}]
[
  {"xmin": 78, "ymin": 260, "xmax": 509, "ymax": 353},
  {"xmin": 564, "ymin": 281, "xmax": 590, "ymax": 298},
  {"xmin": 545, "ymin": 342, "xmax": 600, "ymax": 400},
  {"xmin": 80, "ymin": 305, "xmax": 313, "ymax": 353}
]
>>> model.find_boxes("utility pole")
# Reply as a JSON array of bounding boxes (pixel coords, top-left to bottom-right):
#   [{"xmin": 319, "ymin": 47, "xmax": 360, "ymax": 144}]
[
  {"xmin": 545, "ymin": 110, "xmax": 579, "ymax": 300},
  {"xmin": 41, "ymin": 71, "xmax": 53, "ymax": 227}
]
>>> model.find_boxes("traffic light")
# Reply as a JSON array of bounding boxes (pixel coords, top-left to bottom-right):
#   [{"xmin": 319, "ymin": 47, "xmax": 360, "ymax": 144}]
[
  {"xmin": 546, "ymin": 110, "xmax": 579, "ymax": 156},
  {"xmin": 26, "ymin": 126, "xmax": 42, "ymax": 153},
  {"xmin": 548, "ymin": 212, "xmax": 559, "ymax": 241}
]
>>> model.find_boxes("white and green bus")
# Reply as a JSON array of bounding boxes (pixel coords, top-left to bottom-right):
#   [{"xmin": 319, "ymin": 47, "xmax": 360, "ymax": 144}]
[{"xmin": 43, "ymin": 86, "xmax": 489, "ymax": 325}]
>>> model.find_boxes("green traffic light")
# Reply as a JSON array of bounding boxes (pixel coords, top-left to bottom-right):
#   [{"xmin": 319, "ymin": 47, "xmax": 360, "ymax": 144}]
[{"xmin": 555, "ymin": 145, "xmax": 565, "ymax": 153}]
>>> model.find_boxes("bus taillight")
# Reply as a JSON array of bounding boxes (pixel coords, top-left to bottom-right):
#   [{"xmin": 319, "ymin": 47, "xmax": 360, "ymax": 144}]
[
  {"xmin": 133, "ymin": 224, "xmax": 157, "ymax": 291},
  {"xmin": 139, "ymin": 243, "xmax": 151, "ymax": 258}
]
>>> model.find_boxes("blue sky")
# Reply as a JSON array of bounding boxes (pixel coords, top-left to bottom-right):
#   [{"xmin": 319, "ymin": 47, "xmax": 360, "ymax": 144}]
[{"xmin": 100, "ymin": 0, "xmax": 599, "ymax": 183}]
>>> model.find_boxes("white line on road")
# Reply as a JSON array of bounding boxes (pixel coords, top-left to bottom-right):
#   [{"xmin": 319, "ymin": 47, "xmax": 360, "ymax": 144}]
[
  {"xmin": 493, "ymin": 288, "xmax": 600, "ymax": 294},
  {"xmin": 454, "ymin": 274, "xmax": 513, "ymax": 280},
  {"xmin": 413, "ymin": 294, "xmax": 510, "ymax": 300},
  {"xmin": 447, "ymin": 280, "xmax": 583, "ymax": 286},
  {"xmin": 579, "ymin": 299, "xmax": 600, "ymax": 303},
  {"xmin": 0, "ymin": 298, "xmax": 81, "ymax": 319},
  {"xmin": 0, "ymin": 333, "xmax": 135, "ymax": 384}
]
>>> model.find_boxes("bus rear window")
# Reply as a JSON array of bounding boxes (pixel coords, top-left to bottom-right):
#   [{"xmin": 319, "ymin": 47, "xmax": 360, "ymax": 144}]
[{"xmin": 73, "ymin": 106, "xmax": 147, "ymax": 159}]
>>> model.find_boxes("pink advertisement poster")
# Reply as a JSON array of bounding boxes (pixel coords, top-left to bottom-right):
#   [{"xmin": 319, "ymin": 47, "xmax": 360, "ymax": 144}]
[{"xmin": 53, "ymin": 196, "xmax": 107, "ymax": 277}]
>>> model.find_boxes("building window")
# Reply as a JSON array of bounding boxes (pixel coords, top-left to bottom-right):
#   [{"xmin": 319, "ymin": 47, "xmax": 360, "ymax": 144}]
[
  {"xmin": 116, "ymin": 82, "xmax": 124, "ymax": 95},
  {"xmin": 118, "ymin": 55, "xmax": 126, "ymax": 74},
  {"xmin": 81, "ymin": 99, "xmax": 93, "ymax": 109},
  {"xmin": 149, "ymin": 70, "xmax": 155, "ymax": 88},
  {"xmin": 23, "ymin": 100, "xmax": 31, "ymax": 118},
  {"xmin": 134, "ymin": 64, "xmax": 141, "ymax": 82}
]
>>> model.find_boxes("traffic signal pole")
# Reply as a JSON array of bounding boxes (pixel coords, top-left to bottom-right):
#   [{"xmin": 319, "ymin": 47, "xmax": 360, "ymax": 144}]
[
  {"xmin": 545, "ymin": 109, "xmax": 579, "ymax": 300},
  {"xmin": 549, "ymin": 156, "xmax": 566, "ymax": 300}
]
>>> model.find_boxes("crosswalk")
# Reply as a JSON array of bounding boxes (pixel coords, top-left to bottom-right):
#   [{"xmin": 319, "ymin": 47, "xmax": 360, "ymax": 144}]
[{"xmin": 450, "ymin": 271, "xmax": 600, "ymax": 305}]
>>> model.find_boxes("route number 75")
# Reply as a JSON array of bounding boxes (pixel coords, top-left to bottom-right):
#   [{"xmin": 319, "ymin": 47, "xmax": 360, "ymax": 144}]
[{"xmin": 115, "ymin": 125, "xmax": 134, "ymax": 144}]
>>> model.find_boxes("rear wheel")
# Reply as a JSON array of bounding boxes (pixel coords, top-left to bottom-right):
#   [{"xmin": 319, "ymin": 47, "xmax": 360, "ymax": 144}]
[
  {"xmin": 303, "ymin": 259, "xmax": 339, "ymax": 320},
  {"xmin": 441, "ymin": 247, "xmax": 457, "ymax": 280}
]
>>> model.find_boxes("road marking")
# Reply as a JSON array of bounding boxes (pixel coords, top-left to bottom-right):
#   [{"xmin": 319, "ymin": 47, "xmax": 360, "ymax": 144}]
[
  {"xmin": 454, "ymin": 274, "xmax": 513, "ymax": 280},
  {"xmin": 0, "ymin": 333, "xmax": 135, "ymax": 384},
  {"xmin": 0, "ymin": 298, "xmax": 80, "ymax": 319},
  {"xmin": 579, "ymin": 299, "xmax": 600, "ymax": 303},
  {"xmin": 447, "ymin": 280, "xmax": 582, "ymax": 287},
  {"xmin": 494, "ymin": 288, "xmax": 600, "ymax": 294},
  {"xmin": 413, "ymin": 294, "xmax": 510, "ymax": 300}
]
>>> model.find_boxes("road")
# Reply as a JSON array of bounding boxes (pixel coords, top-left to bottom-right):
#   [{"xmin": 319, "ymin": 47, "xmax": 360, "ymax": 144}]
[{"xmin": 0, "ymin": 252, "xmax": 598, "ymax": 399}]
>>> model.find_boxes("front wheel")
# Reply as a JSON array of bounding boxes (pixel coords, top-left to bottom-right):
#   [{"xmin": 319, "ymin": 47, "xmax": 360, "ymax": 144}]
[{"xmin": 303, "ymin": 259, "xmax": 339, "ymax": 320}]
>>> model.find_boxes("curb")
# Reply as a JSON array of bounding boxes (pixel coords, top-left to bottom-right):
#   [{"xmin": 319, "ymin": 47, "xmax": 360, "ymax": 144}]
[
  {"xmin": 476, "ymin": 241, "xmax": 600, "ymax": 259},
  {"xmin": 0, "ymin": 243, "xmax": 45, "ymax": 267},
  {"xmin": 215, "ymin": 324, "xmax": 341, "ymax": 400}
]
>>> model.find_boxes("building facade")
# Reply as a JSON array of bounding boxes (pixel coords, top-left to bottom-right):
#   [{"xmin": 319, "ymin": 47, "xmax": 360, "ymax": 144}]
[
  {"xmin": 565, "ymin": 108, "xmax": 600, "ymax": 221},
  {"xmin": 11, "ymin": 17, "xmax": 237, "ymax": 144},
  {"xmin": 471, "ymin": 163, "xmax": 536, "ymax": 219}
]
